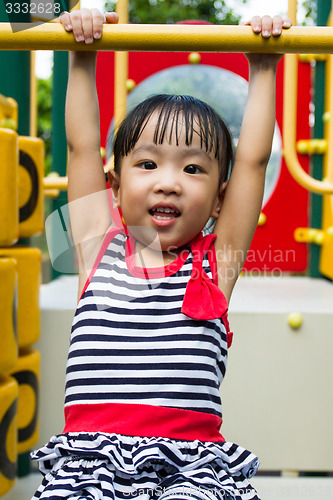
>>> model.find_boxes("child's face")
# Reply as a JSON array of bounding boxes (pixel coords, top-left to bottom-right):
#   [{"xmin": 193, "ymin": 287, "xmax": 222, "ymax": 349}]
[{"xmin": 111, "ymin": 111, "xmax": 224, "ymax": 253}]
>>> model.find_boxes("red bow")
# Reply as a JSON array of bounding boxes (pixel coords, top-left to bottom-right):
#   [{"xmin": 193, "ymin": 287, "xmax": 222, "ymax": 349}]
[{"xmin": 181, "ymin": 233, "xmax": 228, "ymax": 321}]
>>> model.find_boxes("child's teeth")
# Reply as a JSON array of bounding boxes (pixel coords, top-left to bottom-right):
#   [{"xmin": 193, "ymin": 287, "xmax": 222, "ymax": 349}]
[
  {"xmin": 157, "ymin": 208, "xmax": 174, "ymax": 213},
  {"xmin": 150, "ymin": 207, "xmax": 180, "ymax": 219},
  {"xmin": 156, "ymin": 212, "xmax": 173, "ymax": 219}
]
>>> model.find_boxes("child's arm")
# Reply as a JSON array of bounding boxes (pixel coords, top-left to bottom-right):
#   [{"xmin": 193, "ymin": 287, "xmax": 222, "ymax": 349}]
[
  {"xmin": 59, "ymin": 9, "xmax": 118, "ymax": 291},
  {"xmin": 213, "ymin": 15, "xmax": 291, "ymax": 302}
]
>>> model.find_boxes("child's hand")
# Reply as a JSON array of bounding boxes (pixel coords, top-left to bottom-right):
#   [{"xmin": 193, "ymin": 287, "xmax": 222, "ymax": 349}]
[
  {"xmin": 243, "ymin": 15, "xmax": 292, "ymax": 38},
  {"xmin": 59, "ymin": 9, "xmax": 119, "ymax": 44},
  {"xmin": 241, "ymin": 15, "xmax": 292, "ymax": 65}
]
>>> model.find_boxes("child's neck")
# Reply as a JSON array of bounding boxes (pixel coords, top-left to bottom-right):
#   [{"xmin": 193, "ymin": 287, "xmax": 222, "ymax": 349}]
[{"xmin": 134, "ymin": 240, "xmax": 180, "ymax": 268}]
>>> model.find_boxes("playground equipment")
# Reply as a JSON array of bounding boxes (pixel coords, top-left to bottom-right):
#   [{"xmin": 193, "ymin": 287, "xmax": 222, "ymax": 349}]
[
  {"xmin": 0, "ymin": 94, "xmax": 42, "ymax": 496},
  {"xmin": 0, "ymin": 112, "xmax": 44, "ymax": 245},
  {"xmin": 2, "ymin": 22, "xmax": 333, "ymax": 54},
  {"xmin": 0, "ymin": 0, "xmax": 333, "ymax": 497},
  {"xmin": 284, "ymin": 0, "xmax": 333, "ymax": 280}
]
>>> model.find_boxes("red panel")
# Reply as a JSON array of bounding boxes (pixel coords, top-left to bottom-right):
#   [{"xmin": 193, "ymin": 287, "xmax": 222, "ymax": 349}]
[
  {"xmin": 96, "ymin": 50, "xmax": 115, "ymax": 148},
  {"xmin": 96, "ymin": 28, "xmax": 311, "ymax": 273}
]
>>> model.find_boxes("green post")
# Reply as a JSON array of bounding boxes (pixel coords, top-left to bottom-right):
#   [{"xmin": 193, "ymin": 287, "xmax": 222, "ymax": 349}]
[
  {"xmin": 310, "ymin": 0, "xmax": 331, "ymax": 277},
  {"xmin": 51, "ymin": 52, "xmax": 69, "ymax": 179},
  {"xmin": 0, "ymin": 1, "xmax": 30, "ymax": 135}
]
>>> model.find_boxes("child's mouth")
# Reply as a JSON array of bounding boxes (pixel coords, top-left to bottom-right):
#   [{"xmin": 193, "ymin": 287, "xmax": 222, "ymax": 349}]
[{"xmin": 149, "ymin": 207, "xmax": 181, "ymax": 220}]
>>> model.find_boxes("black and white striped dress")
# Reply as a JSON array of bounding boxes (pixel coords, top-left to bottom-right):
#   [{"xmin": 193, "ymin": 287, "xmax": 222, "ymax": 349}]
[{"xmin": 31, "ymin": 229, "xmax": 260, "ymax": 500}]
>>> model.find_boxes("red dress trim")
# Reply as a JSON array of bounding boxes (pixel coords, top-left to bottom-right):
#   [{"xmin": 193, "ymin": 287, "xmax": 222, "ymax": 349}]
[
  {"xmin": 125, "ymin": 233, "xmax": 190, "ymax": 279},
  {"xmin": 64, "ymin": 402, "xmax": 225, "ymax": 443}
]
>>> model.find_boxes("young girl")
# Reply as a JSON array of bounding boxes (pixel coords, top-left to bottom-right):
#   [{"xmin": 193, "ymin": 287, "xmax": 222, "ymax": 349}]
[{"xmin": 31, "ymin": 9, "xmax": 291, "ymax": 500}]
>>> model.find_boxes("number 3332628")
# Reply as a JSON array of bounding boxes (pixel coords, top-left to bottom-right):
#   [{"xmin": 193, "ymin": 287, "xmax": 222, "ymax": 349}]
[{"xmin": 6, "ymin": 3, "xmax": 62, "ymax": 15}]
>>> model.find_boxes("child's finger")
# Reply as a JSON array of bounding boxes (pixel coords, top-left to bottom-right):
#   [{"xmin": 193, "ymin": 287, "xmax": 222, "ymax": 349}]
[
  {"xmin": 272, "ymin": 15, "xmax": 283, "ymax": 36},
  {"xmin": 90, "ymin": 8, "xmax": 105, "ymax": 40},
  {"xmin": 282, "ymin": 17, "xmax": 292, "ymax": 29},
  {"xmin": 260, "ymin": 15, "xmax": 274, "ymax": 38},
  {"xmin": 104, "ymin": 12, "xmax": 119, "ymax": 24},
  {"xmin": 78, "ymin": 8, "xmax": 95, "ymax": 44},
  {"xmin": 69, "ymin": 9, "xmax": 98, "ymax": 44},
  {"xmin": 66, "ymin": 10, "xmax": 85, "ymax": 42},
  {"xmin": 59, "ymin": 11, "xmax": 72, "ymax": 31},
  {"xmin": 81, "ymin": 8, "xmax": 97, "ymax": 43},
  {"xmin": 249, "ymin": 16, "xmax": 262, "ymax": 34}
]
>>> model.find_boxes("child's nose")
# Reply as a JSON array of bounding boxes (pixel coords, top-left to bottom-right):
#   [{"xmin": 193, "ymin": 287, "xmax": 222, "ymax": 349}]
[{"xmin": 153, "ymin": 172, "xmax": 182, "ymax": 195}]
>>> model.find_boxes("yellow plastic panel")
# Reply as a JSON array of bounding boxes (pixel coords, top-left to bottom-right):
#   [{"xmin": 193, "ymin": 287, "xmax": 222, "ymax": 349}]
[
  {"xmin": 0, "ymin": 259, "xmax": 17, "ymax": 373},
  {"xmin": 9, "ymin": 349, "xmax": 40, "ymax": 454},
  {"xmin": 0, "ymin": 248, "xmax": 41, "ymax": 348},
  {"xmin": 0, "ymin": 129, "xmax": 18, "ymax": 246},
  {"xmin": 0, "ymin": 375, "xmax": 18, "ymax": 497},
  {"xmin": 18, "ymin": 136, "xmax": 45, "ymax": 238}
]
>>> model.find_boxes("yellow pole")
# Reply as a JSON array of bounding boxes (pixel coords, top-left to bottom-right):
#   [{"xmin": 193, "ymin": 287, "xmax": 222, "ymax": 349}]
[
  {"xmin": 114, "ymin": 0, "xmax": 129, "ymax": 132},
  {"xmin": 43, "ymin": 176, "xmax": 68, "ymax": 190},
  {"xmin": 30, "ymin": 51, "xmax": 37, "ymax": 137},
  {"xmin": 325, "ymin": 12, "xmax": 333, "ymax": 186},
  {"xmin": 283, "ymin": 0, "xmax": 333, "ymax": 194},
  {"xmin": 2, "ymin": 24, "xmax": 333, "ymax": 53}
]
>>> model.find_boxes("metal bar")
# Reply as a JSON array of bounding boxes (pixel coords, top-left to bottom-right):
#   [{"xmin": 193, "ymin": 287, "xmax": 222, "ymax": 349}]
[{"xmin": 1, "ymin": 24, "xmax": 333, "ymax": 53}]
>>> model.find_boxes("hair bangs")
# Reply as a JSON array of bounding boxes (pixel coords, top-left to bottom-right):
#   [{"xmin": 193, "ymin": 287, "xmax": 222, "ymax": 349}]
[
  {"xmin": 113, "ymin": 94, "xmax": 233, "ymax": 184},
  {"xmin": 151, "ymin": 97, "xmax": 219, "ymax": 159}
]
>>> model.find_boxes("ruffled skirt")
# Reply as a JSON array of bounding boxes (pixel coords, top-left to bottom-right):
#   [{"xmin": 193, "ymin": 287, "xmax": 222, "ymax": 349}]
[{"xmin": 30, "ymin": 433, "xmax": 260, "ymax": 500}]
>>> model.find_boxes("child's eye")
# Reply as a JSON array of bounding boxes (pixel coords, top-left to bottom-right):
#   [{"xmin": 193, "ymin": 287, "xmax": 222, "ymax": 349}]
[
  {"xmin": 138, "ymin": 161, "xmax": 157, "ymax": 170},
  {"xmin": 184, "ymin": 164, "xmax": 201, "ymax": 174}
]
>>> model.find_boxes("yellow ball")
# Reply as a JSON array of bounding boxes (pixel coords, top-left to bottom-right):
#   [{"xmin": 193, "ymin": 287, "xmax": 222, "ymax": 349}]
[
  {"xmin": 126, "ymin": 79, "xmax": 136, "ymax": 92},
  {"xmin": 319, "ymin": 140, "xmax": 327, "ymax": 153},
  {"xmin": 297, "ymin": 140, "xmax": 308, "ymax": 154},
  {"xmin": 188, "ymin": 52, "xmax": 201, "ymax": 64},
  {"xmin": 307, "ymin": 228, "xmax": 316, "ymax": 242},
  {"xmin": 313, "ymin": 232, "xmax": 324, "ymax": 245},
  {"xmin": 0, "ymin": 118, "xmax": 17, "ymax": 131},
  {"xmin": 287, "ymin": 312, "xmax": 303, "ymax": 330},
  {"xmin": 312, "ymin": 139, "xmax": 327, "ymax": 154},
  {"xmin": 323, "ymin": 111, "xmax": 330, "ymax": 123},
  {"xmin": 258, "ymin": 212, "xmax": 267, "ymax": 226}
]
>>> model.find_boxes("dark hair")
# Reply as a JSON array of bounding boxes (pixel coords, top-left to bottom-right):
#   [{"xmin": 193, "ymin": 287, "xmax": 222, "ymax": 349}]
[{"xmin": 112, "ymin": 94, "xmax": 233, "ymax": 186}]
